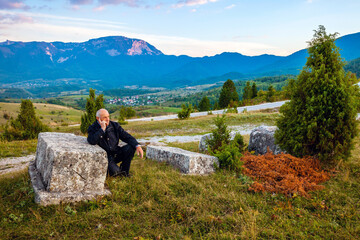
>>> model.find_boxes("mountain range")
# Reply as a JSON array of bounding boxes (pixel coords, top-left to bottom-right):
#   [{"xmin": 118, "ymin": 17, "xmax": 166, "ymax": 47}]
[{"xmin": 0, "ymin": 33, "xmax": 360, "ymax": 93}]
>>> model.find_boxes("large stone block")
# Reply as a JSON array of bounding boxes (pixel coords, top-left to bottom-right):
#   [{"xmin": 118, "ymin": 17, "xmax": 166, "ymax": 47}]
[
  {"xmin": 248, "ymin": 126, "xmax": 284, "ymax": 155},
  {"xmin": 29, "ymin": 132, "xmax": 111, "ymax": 206},
  {"xmin": 146, "ymin": 145, "xmax": 218, "ymax": 175}
]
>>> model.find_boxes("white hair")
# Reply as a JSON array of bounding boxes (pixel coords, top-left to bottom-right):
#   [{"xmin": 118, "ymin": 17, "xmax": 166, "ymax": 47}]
[{"xmin": 96, "ymin": 108, "xmax": 108, "ymax": 117}]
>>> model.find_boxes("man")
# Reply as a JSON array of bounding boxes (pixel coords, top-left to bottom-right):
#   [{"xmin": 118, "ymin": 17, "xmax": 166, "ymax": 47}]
[{"xmin": 87, "ymin": 108, "xmax": 143, "ymax": 177}]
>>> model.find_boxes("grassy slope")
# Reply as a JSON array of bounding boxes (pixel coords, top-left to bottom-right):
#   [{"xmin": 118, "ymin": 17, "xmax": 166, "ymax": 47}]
[
  {"xmin": 0, "ymin": 110, "xmax": 359, "ymax": 239},
  {"xmin": 0, "ymin": 102, "xmax": 83, "ymax": 126}
]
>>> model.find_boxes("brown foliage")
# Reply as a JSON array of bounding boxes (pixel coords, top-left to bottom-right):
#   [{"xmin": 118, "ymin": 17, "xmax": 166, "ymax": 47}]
[{"xmin": 241, "ymin": 151, "xmax": 330, "ymax": 197}]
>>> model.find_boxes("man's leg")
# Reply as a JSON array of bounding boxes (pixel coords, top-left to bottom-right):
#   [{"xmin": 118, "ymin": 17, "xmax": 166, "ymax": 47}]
[
  {"xmin": 114, "ymin": 144, "xmax": 136, "ymax": 176},
  {"xmin": 107, "ymin": 154, "xmax": 122, "ymax": 177}
]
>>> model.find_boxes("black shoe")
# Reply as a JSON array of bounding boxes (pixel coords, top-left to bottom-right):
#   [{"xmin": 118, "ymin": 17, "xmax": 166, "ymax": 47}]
[{"xmin": 114, "ymin": 171, "xmax": 132, "ymax": 178}]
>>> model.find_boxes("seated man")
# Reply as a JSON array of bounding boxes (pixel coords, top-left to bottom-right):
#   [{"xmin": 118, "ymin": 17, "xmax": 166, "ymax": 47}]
[{"xmin": 87, "ymin": 108, "xmax": 143, "ymax": 177}]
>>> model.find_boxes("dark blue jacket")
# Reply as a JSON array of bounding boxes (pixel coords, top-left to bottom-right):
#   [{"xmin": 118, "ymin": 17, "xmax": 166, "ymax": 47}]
[{"xmin": 87, "ymin": 120, "xmax": 139, "ymax": 155}]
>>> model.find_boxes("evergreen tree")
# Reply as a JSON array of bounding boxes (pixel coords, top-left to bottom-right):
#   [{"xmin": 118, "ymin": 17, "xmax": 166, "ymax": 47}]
[
  {"xmin": 80, "ymin": 88, "xmax": 104, "ymax": 134},
  {"xmin": 251, "ymin": 82, "xmax": 258, "ymax": 98},
  {"xmin": 119, "ymin": 106, "xmax": 136, "ymax": 122},
  {"xmin": 282, "ymin": 78, "xmax": 296, "ymax": 99},
  {"xmin": 3, "ymin": 99, "xmax": 49, "ymax": 140},
  {"xmin": 178, "ymin": 104, "xmax": 192, "ymax": 120},
  {"xmin": 213, "ymin": 101, "xmax": 220, "ymax": 110},
  {"xmin": 198, "ymin": 96, "xmax": 211, "ymax": 111},
  {"xmin": 219, "ymin": 79, "xmax": 239, "ymax": 108},
  {"xmin": 266, "ymin": 85, "xmax": 276, "ymax": 102},
  {"xmin": 242, "ymin": 81, "xmax": 252, "ymax": 100},
  {"xmin": 275, "ymin": 26, "xmax": 359, "ymax": 162}
]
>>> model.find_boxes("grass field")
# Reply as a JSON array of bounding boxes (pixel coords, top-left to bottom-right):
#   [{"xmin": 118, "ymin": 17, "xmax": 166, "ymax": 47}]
[
  {"xmin": 0, "ymin": 104, "xmax": 359, "ymax": 239},
  {"xmin": 0, "ymin": 102, "xmax": 83, "ymax": 126}
]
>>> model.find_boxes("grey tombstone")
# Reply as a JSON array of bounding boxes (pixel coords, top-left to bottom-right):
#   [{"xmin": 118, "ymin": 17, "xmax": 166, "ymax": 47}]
[{"xmin": 29, "ymin": 132, "xmax": 111, "ymax": 206}]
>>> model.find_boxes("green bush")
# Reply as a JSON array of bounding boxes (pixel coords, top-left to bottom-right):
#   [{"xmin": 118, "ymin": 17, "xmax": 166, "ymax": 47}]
[
  {"xmin": 206, "ymin": 115, "xmax": 244, "ymax": 173},
  {"xmin": 275, "ymin": 26, "xmax": 359, "ymax": 162},
  {"xmin": 118, "ymin": 106, "xmax": 136, "ymax": 122},
  {"xmin": 178, "ymin": 104, "xmax": 192, "ymax": 120},
  {"xmin": 206, "ymin": 115, "xmax": 230, "ymax": 152},
  {"xmin": 233, "ymin": 133, "xmax": 247, "ymax": 153},
  {"xmin": 212, "ymin": 142, "xmax": 243, "ymax": 173}
]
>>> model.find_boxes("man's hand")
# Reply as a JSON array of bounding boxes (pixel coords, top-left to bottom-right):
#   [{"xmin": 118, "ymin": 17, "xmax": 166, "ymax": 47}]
[
  {"xmin": 100, "ymin": 120, "xmax": 107, "ymax": 131},
  {"xmin": 136, "ymin": 146, "xmax": 144, "ymax": 159}
]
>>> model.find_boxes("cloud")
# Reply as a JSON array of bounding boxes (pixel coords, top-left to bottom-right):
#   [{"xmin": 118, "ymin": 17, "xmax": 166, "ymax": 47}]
[
  {"xmin": 98, "ymin": 0, "xmax": 140, "ymax": 7},
  {"xmin": 0, "ymin": 0, "xmax": 29, "ymax": 9},
  {"xmin": 93, "ymin": 5, "xmax": 105, "ymax": 11},
  {"xmin": 225, "ymin": 4, "xmax": 235, "ymax": 10},
  {"xmin": 173, "ymin": 0, "xmax": 218, "ymax": 9},
  {"xmin": 0, "ymin": 13, "xmax": 34, "ymax": 25},
  {"xmin": 70, "ymin": 0, "xmax": 93, "ymax": 5}
]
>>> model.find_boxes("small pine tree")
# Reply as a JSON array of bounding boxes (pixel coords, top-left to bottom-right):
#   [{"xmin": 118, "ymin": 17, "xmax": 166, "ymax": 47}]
[
  {"xmin": 178, "ymin": 104, "xmax": 192, "ymax": 120},
  {"xmin": 3, "ymin": 99, "xmax": 49, "ymax": 140},
  {"xmin": 266, "ymin": 85, "xmax": 276, "ymax": 102},
  {"xmin": 275, "ymin": 26, "xmax": 359, "ymax": 162},
  {"xmin": 251, "ymin": 82, "xmax": 258, "ymax": 98},
  {"xmin": 198, "ymin": 96, "xmax": 211, "ymax": 112},
  {"xmin": 242, "ymin": 81, "xmax": 252, "ymax": 100},
  {"xmin": 206, "ymin": 115, "xmax": 230, "ymax": 152},
  {"xmin": 213, "ymin": 101, "xmax": 220, "ymax": 110},
  {"xmin": 80, "ymin": 88, "xmax": 104, "ymax": 134},
  {"xmin": 219, "ymin": 79, "xmax": 239, "ymax": 108},
  {"xmin": 206, "ymin": 115, "xmax": 244, "ymax": 173}
]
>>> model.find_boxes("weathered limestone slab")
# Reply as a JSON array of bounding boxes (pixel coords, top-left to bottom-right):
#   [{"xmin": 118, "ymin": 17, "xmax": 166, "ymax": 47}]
[
  {"xmin": 29, "ymin": 132, "xmax": 111, "ymax": 206},
  {"xmin": 248, "ymin": 126, "xmax": 284, "ymax": 155},
  {"xmin": 146, "ymin": 145, "xmax": 218, "ymax": 175}
]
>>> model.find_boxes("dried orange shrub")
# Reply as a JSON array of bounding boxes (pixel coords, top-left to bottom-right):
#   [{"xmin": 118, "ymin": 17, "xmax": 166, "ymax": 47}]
[{"xmin": 241, "ymin": 151, "xmax": 330, "ymax": 197}]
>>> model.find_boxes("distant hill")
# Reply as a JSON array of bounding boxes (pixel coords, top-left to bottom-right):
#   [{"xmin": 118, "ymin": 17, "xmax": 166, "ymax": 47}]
[
  {"xmin": 345, "ymin": 57, "xmax": 360, "ymax": 78},
  {"xmin": 0, "ymin": 32, "xmax": 360, "ymax": 97}
]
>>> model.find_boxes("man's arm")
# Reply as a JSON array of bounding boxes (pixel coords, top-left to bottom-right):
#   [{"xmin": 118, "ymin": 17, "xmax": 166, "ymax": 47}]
[
  {"xmin": 87, "ymin": 123, "xmax": 105, "ymax": 145},
  {"xmin": 115, "ymin": 123, "xmax": 139, "ymax": 148}
]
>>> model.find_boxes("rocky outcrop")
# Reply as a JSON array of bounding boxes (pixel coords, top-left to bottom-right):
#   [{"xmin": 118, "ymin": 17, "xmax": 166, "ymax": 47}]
[
  {"xmin": 29, "ymin": 132, "xmax": 111, "ymax": 206},
  {"xmin": 146, "ymin": 145, "xmax": 218, "ymax": 175},
  {"xmin": 248, "ymin": 126, "xmax": 284, "ymax": 155}
]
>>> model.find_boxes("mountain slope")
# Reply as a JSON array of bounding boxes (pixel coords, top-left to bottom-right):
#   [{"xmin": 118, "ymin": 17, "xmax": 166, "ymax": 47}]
[{"xmin": 0, "ymin": 32, "xmax": 359, "ymax": 91}]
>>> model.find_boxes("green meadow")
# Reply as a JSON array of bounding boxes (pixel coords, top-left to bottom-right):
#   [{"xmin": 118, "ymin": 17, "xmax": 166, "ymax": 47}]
[{"xmin": 0, "ymin": 103, "xmax": 359, "ymax": 239}]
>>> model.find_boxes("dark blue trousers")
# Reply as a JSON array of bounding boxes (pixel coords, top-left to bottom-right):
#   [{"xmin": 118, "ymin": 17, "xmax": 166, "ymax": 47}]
[{"xmin": 107, "ymin": 144, "xmax": 135, "ymax": 176}]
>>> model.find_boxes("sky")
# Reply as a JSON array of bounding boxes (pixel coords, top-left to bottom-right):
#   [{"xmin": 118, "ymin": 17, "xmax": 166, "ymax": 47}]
[{"xmin": 0, "ymin": 0, "xmax": 359, "ymax": 57}]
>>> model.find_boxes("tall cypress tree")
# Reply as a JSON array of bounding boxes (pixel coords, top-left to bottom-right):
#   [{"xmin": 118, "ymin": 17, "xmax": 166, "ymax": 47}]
[
  {"xmin": 275, "ymin": 26, "xmax": 358, "ymax": 162},
  {"xmin": 219, "ymin": 79, "xmax": 239, "ymax": 108},
  {"xmin": 80, "ymin": 88, "xmax": 105, "ymax": 134}
]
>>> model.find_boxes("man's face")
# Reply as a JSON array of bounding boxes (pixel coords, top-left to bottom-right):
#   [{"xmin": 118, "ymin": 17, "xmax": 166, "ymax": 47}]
[{"xmin": 97, "ymin": 110, "xmax": 110, "ymax": 126}]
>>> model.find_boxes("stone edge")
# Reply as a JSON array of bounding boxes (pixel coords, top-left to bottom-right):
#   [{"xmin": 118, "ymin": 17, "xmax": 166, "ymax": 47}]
[{"xmin": 29, "ymin": 160, "xmax": 111, "ymax": 206}]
